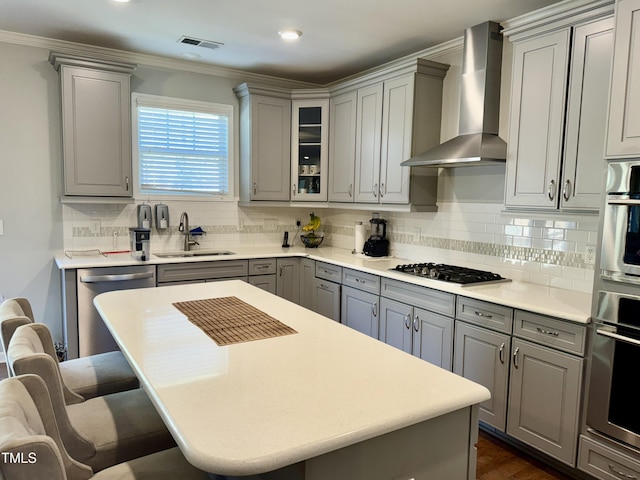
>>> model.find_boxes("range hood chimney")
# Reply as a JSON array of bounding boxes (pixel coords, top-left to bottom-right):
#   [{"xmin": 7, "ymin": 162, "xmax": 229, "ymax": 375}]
[{"xmin": 402, "ymin": 21, "xmax": 506, "ymax": 167}]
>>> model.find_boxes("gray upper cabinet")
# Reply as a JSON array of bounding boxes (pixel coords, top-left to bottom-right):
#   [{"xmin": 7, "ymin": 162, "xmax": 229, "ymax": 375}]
[
  {"xmin": 606, "ymin": 0, "xmax": 640, "ymax": 158},
  {"xmin": 49, "ymin": 53, "xmax": 136, "ymax": 198},
  {"xmin": 504, "ymin": 13, "xmax": 613, "ymax": 212},
  {"xmin": 354, "ymin": 83, "xmax": 384, "ymax": 203},
  {"xmin": 328, "ymin": 91, "xmax": 357, "ymax": 202},
  {"xmin": 234, "ymin": 83, "xmax": 292, "ymax": 202}
]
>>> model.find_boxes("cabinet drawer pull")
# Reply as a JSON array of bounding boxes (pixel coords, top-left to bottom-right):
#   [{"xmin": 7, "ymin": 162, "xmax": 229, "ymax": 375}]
[
  {"xmin": 563, "ymin": 179, "xmax": 572, "ymax": 201},
  {"xmin": 536, "ymin": 327, "xmax": 559, "ymax": 337},
  {"xmin": 513, "ymin": 347, "xmax": 520, "ymax": 368},
  {"xmin": 475, "ymin": 311, "xmax": 493, "ymax": 319},
  {"xmin": 373, "ymin": 183, "xmax": 378, "ymax": 197},
  {"xmin": 404, "ymin": 313, "xmax": 411, "ymax": 329},
  {"xmin": 320, "ymin": 283, "xmax": 329, "ymax": 289},
  {"xmin": 355, "ymin": 278, "xmax": 362, "ymax": 283},
  {"xmin": 413, "ymin": 314, "xmax": 419, "ymax": 332},
  {"xmin": 548, "ymin": 179, "xmax": 556, "ymax": 201},
  {"xmin": 323, "ymin": 269, "xmax": 333, "ymax": 276},
  {"xmin": 254, "ymin": 264, "xmax": 270, "ymax": 270},
  {"xmin": 499, "ymin": 343, "xmax": 505, "ymax": 364},
  {"xmin": 608, "ymin": 465, "xmax": 637, "ymax": 479}
]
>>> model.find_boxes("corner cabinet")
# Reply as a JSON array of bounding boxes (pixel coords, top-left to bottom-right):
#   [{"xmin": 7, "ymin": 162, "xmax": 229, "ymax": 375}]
[
  {"xmin": 606, "ymin": 0, "xmax": 640, "ymax": 158},
  {"xmin": 234, "ymin": 83, "xmax": 292, "ymax": 202},
  {"xmin": 504, "ymin": 13, "xmax": 614, "ymax": 212},
  {"xmin": 329, "ymin": 59, "xmax": 448, "ymax": 208},
  {"xmin": 49, "ymin": 53, "xmax": 136, "ymax": 198},
  {"xmin": 291, "ymin": 95, "xmax": 329, "ymax": 202}
]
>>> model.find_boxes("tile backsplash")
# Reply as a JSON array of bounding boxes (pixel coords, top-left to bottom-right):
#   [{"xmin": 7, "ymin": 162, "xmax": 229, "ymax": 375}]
[{"xmin": 63, "ymin": 201, "xmax": 598, "ymax": 293}]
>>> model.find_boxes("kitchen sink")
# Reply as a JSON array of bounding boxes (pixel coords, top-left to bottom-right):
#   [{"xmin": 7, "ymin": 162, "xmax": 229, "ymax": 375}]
[{"xmin": 154, "ymin": 250, "xmax": 235, "ymax": 258}]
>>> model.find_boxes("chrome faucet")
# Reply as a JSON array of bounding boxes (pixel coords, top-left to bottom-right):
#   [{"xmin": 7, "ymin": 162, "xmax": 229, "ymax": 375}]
[{"xmin": 178, "ymin": 212, "xmax": 199, "ymax": 251}]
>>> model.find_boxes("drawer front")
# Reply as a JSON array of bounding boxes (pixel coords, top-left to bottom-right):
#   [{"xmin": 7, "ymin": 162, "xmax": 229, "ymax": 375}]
[
  {"xmin": 249, "ymin": 258, "xmax": 277, "ymax": 275},
  {"xmin": 381, "ymin": 278, "xmax": 454, "ymax": 316},
  {"xmin": 316, "ymin": 261, "xmax": 343, "ymax": 282},
  {"xmin": 157, "ymin": 260, "xmax": 249, "ymax": 283},
  {"xmin": 342, "ymin": 268, "xmax": 380, "ymax": 295},
  {"xmin": 578, "ymin": 435, "xmax": 640, "ymax": 480},
  {"xmin": 514, "ymin": 310, "xmax": 586, "ymax": 356},
  {"xmin": 456, "ymin": 297, "xmax": 513, "ymax": 334}
]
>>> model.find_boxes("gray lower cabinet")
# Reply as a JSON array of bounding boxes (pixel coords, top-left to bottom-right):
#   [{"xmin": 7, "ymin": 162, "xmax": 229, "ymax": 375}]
[
  {"xmin": 299, "ymin": 258, "xmax": 316, "ymax": 310},
  {"xmin": 314, "ymin": 278, "xmax": 341, "ymax": 322},
  {"xmin": 276, "ymin": 258, "xmax": 300, "ymax": 304},
  {"xmin": 379, "ymin": 278, "xmax": 454, "ymax": 370},
  {"xmin": 507, "ymin": 338, "xmax": 583, "ymax": 466},
  {"xmin": 248, "ymin": 258, "xmax": 277, "ymax": 294},
  {"xmin": 379, "ymin": 297, "xmax": 453, "ymax": 370},
  {"xmin": 341, "ymin": 285, "xmax": 379, "ymax": 338},
  {"xmin": 453, "ymin": 321, "xmax": 511, "ymax": 431},
  {"xmin": 578, "ymin": 435, "xmax": 640, "ymax": 480}
]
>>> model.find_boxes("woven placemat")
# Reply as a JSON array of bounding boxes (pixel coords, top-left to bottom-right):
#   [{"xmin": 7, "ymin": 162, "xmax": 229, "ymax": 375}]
[{"xmin": 172, "ymin": 296, "xmax": 297, "ymax": 346}]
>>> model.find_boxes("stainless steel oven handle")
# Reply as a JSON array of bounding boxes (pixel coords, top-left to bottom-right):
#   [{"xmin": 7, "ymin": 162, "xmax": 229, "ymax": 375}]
[
  {"xmin": 80, "ymin": 272, "xmax": 154, "ymax": 283},
  {"xmin": 608, "ymin": 464, "xmax": 637, "ymax": 479},
  {"xmin": 607, "ymin": 197, "xmax": 640, "ymax": 205},
  {"xmin": 596, "ymin": 328, "xmax": 640, "ymax": 347}
]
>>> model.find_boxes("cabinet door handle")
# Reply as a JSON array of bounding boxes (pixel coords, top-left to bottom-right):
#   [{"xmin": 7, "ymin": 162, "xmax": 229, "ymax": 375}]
[
  {"xmin": 413, "ymin": 314, "xmax": 419, "ymax": 332},
  {"xmin": 348, "ymin": 184, "xmax": 353, "ymax": 197},
  {"xmin": 372, "ymin": 302, "xmax": 378, "ymax": 317},
  {"xmin": 253, "ymin": 182, "xmax": 257, "ymax": 195},
  {"xmin": 292, "ymin": 184, "xmax": 296, "ymax": 196},
  {"xmin": 279, "ymin": 265, "xmax": 283, "ymax": 276},
  {"xmin": 499, "ymin": 343, "xmax": 505, "ymax": 364},
  {"xmin": 563, "ymin": 179, "xmax": 572, "ymax": 201},
  {"xmin": 547, "ymin": 179, "xmax": 556, "ymax": 201},
  {"xmin": 608, "ymin": 464, "xmax": 637, "ymax": 479},
  {"xmin": 373, "ymin": 183, "xmax": 378, "ymax": 197},
  {"xmin": 320, "ymin": 283, "xmax": 329, "ymax": 289},
  {"xmin": 536, "ymin": 327, "xmax": 560, "ymax": 337},
  {"xmin": 404, "ymin": 313, "xmax": 411, "ymax": 329},
  {"xmin": 512, "ymin": 346, "xmax": 520, "ymax": 368},
  {"xmin": 125, "ymin": 176, "xmax": 130, "ymax": 191},
  {"xmin": 379, "ymin": 183, "xmax": 385, "ymax": 198},
  {"xmin": 474, "ymin": 311, "xmax": 493, "ymax": 319}
]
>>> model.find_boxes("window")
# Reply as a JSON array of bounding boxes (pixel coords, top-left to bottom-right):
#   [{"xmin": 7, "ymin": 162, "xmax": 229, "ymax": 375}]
[{"xmin": 132, "ymin": 93, "xmax": 234, "ymax": 199}]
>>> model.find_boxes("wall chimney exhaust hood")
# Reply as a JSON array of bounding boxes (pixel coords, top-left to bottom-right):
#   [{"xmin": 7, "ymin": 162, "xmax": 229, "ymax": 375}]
[{"xmin": 402, "ymin": 21, "xmax": 506, "ymax": 167}]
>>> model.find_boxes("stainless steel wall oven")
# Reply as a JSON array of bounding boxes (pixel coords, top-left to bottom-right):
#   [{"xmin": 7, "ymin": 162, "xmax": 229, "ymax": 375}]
[
  {"xmin": 601, "ymin": 160, "xmax": 640, "ymax": 284},
  {"xmin": 587, "ymin": 290, "xmax": 640, "ymax": 449}
]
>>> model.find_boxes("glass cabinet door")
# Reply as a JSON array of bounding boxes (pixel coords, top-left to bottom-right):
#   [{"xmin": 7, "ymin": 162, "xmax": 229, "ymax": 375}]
[{"xmin": 291, "ymin": 99, "xmax": 329, "ymax": 201}]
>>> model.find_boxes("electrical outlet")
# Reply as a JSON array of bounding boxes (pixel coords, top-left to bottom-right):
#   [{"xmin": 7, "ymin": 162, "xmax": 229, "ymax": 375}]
[
  {"xmin": 586, "ymin": 244, "xmax": 596, "ymax": 265},
  {"xmin": 296, "ymin": 220, "xmax": 301, "ymax": 227},
  {"xmin": 89, "ymin": 218, "xmax": 101, "ymax": 235}
]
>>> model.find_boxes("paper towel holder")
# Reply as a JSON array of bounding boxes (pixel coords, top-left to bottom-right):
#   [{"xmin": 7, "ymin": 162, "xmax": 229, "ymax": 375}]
[{"xmin": 155, "ymin": 204, "xmax": 169, "ymax": 230}]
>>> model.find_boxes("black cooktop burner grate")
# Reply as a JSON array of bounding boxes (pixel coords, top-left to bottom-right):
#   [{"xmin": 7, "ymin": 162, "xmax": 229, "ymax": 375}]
[{"xmin": 391, "ymin": 263, "xmax": 510, "ymax": 285}]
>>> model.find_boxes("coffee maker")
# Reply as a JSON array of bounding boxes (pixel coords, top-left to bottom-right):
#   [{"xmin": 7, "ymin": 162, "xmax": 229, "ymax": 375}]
[{"xmin": 363, "ymin": 213, "xmax": 389, "ymax": 257}]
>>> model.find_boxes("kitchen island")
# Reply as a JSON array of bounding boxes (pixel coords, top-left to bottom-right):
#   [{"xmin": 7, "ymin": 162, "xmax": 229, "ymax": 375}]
[{"xmin": 94, "ymin": 280, "xmax": 491, "ymax": 479}]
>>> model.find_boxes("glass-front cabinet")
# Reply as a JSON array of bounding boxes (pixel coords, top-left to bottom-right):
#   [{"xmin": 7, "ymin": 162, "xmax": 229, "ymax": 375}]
[{"xmin": 291, "ymin": 98, "xmax": 329, "ymax": 201}]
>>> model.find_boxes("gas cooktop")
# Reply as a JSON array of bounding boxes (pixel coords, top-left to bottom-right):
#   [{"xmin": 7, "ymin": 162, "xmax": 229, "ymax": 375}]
[{"xmin": 391, "ymin": 263, "xmax": 511, "ymax": 286}]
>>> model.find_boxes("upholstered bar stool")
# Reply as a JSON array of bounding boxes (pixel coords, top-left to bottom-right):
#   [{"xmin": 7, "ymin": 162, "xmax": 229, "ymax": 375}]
[
  {"xmin": 0, "ymin": 297, "xmax": 139, "ymax": 398},
  {"xmin": 0, "ymin": 374, "xmax": 210, "ymax": 480},
  {"xmin": 7, "ymin": 324, "xmax": 176, "ymax": 472}
]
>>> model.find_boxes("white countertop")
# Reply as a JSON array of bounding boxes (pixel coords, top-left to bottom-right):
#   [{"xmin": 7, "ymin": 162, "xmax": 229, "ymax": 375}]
[
  {"xmin": 94, "ymin": 281, "xmax": 491, "ymax": 475},
  {"xmin": 56, "ymin": 245, "xmax": 592, "ymax": 324}
]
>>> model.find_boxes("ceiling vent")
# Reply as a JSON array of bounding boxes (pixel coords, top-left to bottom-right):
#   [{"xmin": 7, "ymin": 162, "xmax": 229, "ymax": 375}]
[{"xmin": 178, "ymin": 36, "xmax": 224, "ymax": 50}]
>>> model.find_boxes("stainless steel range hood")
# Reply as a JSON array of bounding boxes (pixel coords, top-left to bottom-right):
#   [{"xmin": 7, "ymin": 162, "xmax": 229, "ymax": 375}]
[{"xmin": 402, "ymin": 21, "xmax": 506, "ymax": 167}]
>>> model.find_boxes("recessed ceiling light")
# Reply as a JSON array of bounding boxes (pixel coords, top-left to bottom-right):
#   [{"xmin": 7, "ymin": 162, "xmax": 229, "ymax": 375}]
[{"xmin": 278, "ymin": 29, "xmax": 302, "ymax": 41}]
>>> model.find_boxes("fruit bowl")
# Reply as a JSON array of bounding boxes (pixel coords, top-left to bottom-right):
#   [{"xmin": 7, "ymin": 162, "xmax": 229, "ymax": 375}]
[{"xmin": 300, "ymin": 232, "xmax": 324, "ymax": 248}]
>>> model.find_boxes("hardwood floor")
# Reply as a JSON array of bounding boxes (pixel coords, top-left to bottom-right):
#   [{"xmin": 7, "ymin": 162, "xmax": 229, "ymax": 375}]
[
  {"xmin": 0, "ymin": 362, "xmax": 573, "ymax": 479},
  {"xmin": 477, "ymin": 430, "xmax": 574, "ymax": 480}
]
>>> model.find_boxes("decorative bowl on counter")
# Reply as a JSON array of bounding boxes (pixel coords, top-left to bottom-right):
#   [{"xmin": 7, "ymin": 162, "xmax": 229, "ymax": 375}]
[{"xmin": 300, "ymin": 232, "xmax": 324, "ymax": 248}]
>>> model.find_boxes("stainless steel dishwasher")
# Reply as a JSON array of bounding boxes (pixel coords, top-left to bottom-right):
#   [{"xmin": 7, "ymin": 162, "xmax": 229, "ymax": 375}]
[{"xmin": 76, "ymin": 265, "xmax": 156, "ymax": 357}]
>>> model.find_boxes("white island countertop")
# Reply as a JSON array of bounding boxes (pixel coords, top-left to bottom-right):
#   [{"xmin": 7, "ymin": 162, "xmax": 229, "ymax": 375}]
[
  {"xmin": 94, "ymin": 280, "xmax": 491, "ymax": 476},
  {"xmin": 57, "ymin": 245, "xmax": 593, "ymax": 324}
]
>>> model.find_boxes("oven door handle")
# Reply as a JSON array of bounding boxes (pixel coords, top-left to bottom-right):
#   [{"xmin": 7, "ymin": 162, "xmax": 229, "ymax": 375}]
[
  {"xmin": 607, "ymin": 197, "xmax": 640, "ymax": 205},
  {"xmin": 596, "ymin": 328, "xmax": 640, "ymax": 347}
]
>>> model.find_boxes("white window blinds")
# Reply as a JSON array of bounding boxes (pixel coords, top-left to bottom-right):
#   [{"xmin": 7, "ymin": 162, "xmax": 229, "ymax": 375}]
[{"xmin": 135, "ymin": 97, "xmax": 231, "ymax": 196}]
